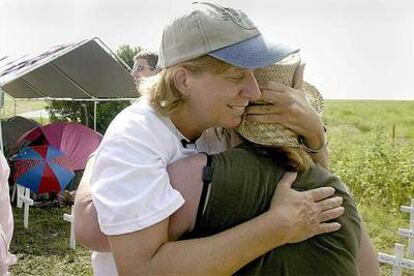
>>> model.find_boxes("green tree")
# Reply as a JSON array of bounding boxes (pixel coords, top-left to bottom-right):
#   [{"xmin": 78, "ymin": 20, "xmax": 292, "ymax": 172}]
[
  {"xmin": 116, "ymin": 44, "xmax": 140, "ymax": 67},
  {"xmin": 47, "ymin": 44, "xmax": 140, "ymax": 134}
]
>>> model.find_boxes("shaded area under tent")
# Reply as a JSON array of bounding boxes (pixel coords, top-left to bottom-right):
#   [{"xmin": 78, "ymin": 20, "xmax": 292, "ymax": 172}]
[{"xmin": 0, "ymin": 37, "xmax": 139, "ymax": 152}]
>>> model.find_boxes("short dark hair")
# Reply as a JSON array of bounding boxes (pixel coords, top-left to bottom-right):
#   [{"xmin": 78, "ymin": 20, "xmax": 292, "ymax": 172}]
[{"xmin": 133, "ymin": 50, "xmax": 158, "ymax": 69}]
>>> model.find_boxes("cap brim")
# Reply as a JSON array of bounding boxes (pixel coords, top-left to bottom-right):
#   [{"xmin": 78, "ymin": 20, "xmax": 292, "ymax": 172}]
[{"xmin": 209, "ymin": 35, "xmax": 299, "ymax": 69}]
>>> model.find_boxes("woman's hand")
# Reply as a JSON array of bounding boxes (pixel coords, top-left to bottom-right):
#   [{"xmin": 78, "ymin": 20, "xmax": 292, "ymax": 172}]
[
  {"xmin": 245, "ymin": 64, "xmax": 325, "ymax": 150},
  {"xmin": 268, "ymin": 172, "xmax": 344, "ymax": 244},
  {"xmin": 245, "ymin": 64, "xmax": 329, "ymax": 167}
]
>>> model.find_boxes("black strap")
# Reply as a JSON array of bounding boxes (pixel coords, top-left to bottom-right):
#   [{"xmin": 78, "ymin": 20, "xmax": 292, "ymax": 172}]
[
  {"xmin": 181, "ymin": 139, "xmax": 196, "ymax": 149},
  {"xmin": 194, "ymin": 153, "xmax": 213, "ymax": 229}
]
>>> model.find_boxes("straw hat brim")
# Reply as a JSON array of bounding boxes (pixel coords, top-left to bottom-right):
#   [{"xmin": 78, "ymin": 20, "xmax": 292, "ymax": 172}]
[{"xmin": 237, "ymin": 82, "xmax": 323, "ymax": 147}]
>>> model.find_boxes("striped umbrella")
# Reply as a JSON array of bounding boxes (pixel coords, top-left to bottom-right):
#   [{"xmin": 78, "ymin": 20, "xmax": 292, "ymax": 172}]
[{"xmin": 11, "ymin": 145, "xmax": 75, "ymax": 193}]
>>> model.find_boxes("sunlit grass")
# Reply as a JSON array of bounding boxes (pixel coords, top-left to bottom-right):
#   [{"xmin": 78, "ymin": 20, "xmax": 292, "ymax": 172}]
[
  {"xmin": 11, "ymin": 206, "xmax": 92, "ymax": 275},
  {"xmin": 325, "ymin": 100, "xmax": 414, "ymax": 139}
]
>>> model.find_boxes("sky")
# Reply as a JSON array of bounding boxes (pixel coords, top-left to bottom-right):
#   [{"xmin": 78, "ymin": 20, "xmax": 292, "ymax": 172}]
[{"xmin": 1, "ymin": 0, "xmax": 413, "ymax": 100}]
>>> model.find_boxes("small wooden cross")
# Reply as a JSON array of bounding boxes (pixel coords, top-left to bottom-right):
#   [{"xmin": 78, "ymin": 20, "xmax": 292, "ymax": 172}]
[
  {"xmin": 378, "ymin": 243, "xmax": 414, "ymax": 276},
  {"xmin": 400, "ymin": 199, "xmax": 414, "ymax": 256},
  {"xmin": 63, "ymin": 206, "xmax": 76, "ymax": 249},
  {"xmin": 18, "ymin": 187, "xmax": 33, "ymax": 229}
]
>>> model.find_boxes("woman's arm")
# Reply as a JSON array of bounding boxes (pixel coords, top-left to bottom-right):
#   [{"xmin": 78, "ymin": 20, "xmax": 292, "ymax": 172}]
[
  {"xmin": 358, "ymin": 224, "xmax": 380, "ymax": 276},
  {"xmin": 109, "ymin": 169, "xmax": 343, "ymax": 275},
  {"xmin": 74, "ymin": 155, "xmax": 343, "ymax": 274},
  {"xmin": 73, "ymin": 155, "xmax": 110, "ymax": 252}
]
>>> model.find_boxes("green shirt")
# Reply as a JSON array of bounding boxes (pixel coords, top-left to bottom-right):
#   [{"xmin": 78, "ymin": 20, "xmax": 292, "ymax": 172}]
[{"xmin": 192, "ymin": 143, "xmax": 361, "ymax": 276}]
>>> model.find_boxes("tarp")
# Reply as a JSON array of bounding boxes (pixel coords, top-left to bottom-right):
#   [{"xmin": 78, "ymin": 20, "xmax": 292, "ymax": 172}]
[
  {"xmin": 1, "ymin": 116, "xmax": 40, "ymax": 155},
  {"xmin": 17, "ymin": 122, "xmax": 102, "ymax": 171},
  {"xmin": 0, "ymin": 37, "xmax": 137, "ymax": 151},
  {"xmin": 0, "ymin": 38, "xmax": 138, "ymax": 100}
]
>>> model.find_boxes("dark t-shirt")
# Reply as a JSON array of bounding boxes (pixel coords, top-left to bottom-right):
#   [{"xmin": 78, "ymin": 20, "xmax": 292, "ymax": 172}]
[{"xmin": 191, "ymin": 142, "xmax": 361, "ymax": 276}]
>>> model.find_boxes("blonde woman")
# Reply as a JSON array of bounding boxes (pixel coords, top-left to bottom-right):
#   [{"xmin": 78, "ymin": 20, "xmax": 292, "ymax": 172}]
[{"xmin": 74, "ymin": 3, "xmax": 343, "ymax": 275}]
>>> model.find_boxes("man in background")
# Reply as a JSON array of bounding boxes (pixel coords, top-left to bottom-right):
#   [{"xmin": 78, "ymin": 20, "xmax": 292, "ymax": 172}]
[{"xmin": 130, "ymin": 50, "xmax": 158, "ymax": 88}]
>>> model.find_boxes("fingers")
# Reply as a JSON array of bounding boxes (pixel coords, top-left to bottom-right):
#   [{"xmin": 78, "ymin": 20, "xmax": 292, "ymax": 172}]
[
  {"xmin": 259, "ymin": 85, "xmax": 296, "ymax": 103},
  {"xmin": 318, "ymin": 196, "xmax": 343, "ymax": 212},
  {"xmin": 308, "ymin": 186, "xmax": 335, "ymax": 202},
  {"xmin": 318, "ymin": 206, "xmax": 345, "ymax": 222},
  {"xmin": 275, "ymin": 172, "xmax": 297, "ymax": 191},
  {"xmin": 259, "ymin": 87, "xmax": 306, "ymax": 106},
  {"xmin": 255, "ymin": 89, "xmax": 285, "ymax": 105},
  {"xmin": 317, "ymin": 222, "xmax": 342, "ymax": 234},
  {"xmin": 245, "ymin": 104, "xmax": 282, "ymax": 115}
]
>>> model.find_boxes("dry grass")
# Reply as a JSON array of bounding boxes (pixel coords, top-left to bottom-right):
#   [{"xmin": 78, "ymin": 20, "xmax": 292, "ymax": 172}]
[{"xmin": 10, "ymin": 206, "xmax": 92, "ymax": 275}]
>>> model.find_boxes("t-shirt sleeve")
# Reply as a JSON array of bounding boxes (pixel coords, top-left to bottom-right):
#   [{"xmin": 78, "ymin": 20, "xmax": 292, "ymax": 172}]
[{"xmin": 90, "ymin": 134, "xmax": 185, "ymax": 236}]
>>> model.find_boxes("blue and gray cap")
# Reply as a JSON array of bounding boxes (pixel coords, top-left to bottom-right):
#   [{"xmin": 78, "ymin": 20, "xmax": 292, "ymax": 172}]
[{"xmin": 157, "ymin": 2, "xmax": 299, "ymax": 69}]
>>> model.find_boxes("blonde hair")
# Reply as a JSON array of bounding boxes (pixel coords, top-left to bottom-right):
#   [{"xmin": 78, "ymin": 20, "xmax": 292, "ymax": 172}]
[{"xmin": 141, "ymin": 55, "xmax": 234, "ymax": 116}]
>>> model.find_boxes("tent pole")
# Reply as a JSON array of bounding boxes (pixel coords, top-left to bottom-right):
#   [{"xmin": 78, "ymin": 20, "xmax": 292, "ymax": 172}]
[{"xmin": 94, "ymin": 100, "xmax": 97, "ymax": 131}]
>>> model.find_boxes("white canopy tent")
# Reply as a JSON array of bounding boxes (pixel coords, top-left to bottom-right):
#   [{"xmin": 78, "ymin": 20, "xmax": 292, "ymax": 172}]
[{"xmin": 0, "ymin": 37, "xmax": 138, "ymax": 152}]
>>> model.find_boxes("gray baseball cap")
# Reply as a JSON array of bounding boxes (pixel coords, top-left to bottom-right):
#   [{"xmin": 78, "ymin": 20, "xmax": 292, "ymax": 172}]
[{"xmin": 157, "ymin": 2, "xmax": 299, "ymax": 69}]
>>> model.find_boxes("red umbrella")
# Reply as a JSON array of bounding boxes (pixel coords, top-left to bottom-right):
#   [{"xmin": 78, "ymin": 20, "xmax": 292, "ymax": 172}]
[
  {"xmin": 17, "ymin": 122, "xmax": 102, "ymax": 170},
  {"xmin": 11, "ymin": 145, "xmax": 75, "ymax": 193}
]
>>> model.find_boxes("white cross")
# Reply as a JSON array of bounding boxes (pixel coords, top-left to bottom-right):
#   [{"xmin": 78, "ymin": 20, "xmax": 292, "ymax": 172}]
[
  {"xmin": 18, "ymin": 187, "xmax": 33, "ymax": 229},
  {"xmin": 378, "ymin": 243, "xmax": 414, "ymax": 276},
  {"xmin": 63, "ymin": 206, "xmax": 76, "ymax": 249},
  {"xmin": 400, "ymin": 199, "xmax": 414, "ymax": 256},
  {"xmin": 14, "ymin": 184, "xmax": 26, "ymax": 208}
]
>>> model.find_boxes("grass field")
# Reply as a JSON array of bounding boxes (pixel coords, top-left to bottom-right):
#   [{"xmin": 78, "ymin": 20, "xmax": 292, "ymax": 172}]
[
  {"xmin": 8, "ymin": 99, "xmax": 414, "ymax": 275},
  {"xmin": 326, "ymin": 100, "xmax": 414, "ymax": 276},
  {"xmin": 2, "ymin": 94, "xmax": 47, "ymax": 118},
  {"xmin": 324, "ymin": 100, "xmax": 414, "ymax": 140},
  {"xmin": 11, "ymin": 206, "xmax": 92, "ymax": 276}
]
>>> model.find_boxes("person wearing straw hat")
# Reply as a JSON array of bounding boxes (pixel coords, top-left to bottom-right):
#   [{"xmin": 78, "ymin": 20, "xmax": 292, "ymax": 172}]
[
  {"xmin": 166, "ymin": 53, "xmax": 380, "ymax": 275},
  {"xmin": 74, "ymin": 3, "xmax": 343, "ymax": 275}
]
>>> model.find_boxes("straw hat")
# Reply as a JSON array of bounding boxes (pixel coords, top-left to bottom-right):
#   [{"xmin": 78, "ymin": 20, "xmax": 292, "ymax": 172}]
[{"xmin": 236, "ymin": 53, "xmax": 323, "ymax": 147}]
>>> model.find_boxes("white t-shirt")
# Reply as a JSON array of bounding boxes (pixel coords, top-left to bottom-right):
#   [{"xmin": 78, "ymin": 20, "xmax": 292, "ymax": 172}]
[{"xmin": 90, "ymin": 98, "xmax": 225, "ymax": 275}]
